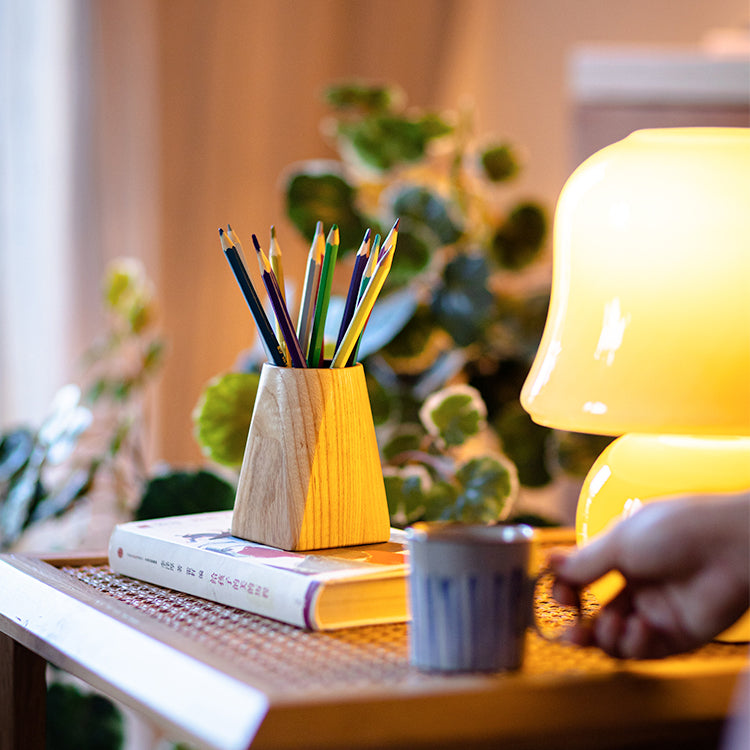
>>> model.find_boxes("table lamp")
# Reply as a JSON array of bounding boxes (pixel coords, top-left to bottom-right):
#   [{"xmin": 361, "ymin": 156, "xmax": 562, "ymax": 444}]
[{"xmin": 520, "ymin": 127, "xmax": 750, "ymax": 641}]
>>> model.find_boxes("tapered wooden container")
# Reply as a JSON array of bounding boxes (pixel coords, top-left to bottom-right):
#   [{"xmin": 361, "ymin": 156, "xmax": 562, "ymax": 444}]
[{"xmin": 232, "ymin": 364, "xmax": 390, "ymax": 551}]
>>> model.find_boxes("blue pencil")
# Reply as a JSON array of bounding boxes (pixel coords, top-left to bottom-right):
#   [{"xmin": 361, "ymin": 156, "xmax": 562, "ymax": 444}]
[
  {"xmin": 335, "ymin": 228, "xmax": 371, "ymax": 351},
  {"xmin": 219, "ymin": 229, "xmax": 287, "ymax": 366}
]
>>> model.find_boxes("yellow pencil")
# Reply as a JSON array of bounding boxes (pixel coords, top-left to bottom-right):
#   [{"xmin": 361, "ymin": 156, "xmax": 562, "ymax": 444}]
[
  {"xmin": 330, "ymin": 242, "xmax": 395, "ymax": 368},
  {"xmin": 268, "ymin": 226, "xmax": 287, "ymax": 359},
  {"xmin": 269, "ymin": 226, "xmax": 285, "ymax": 300},
  {"xmin": 379, "ymin": 218, "xmax": 399, "ymax": 260},
  {"xmin": 346, "ymin": 233, "xmax": 381, "ymax": 365}
]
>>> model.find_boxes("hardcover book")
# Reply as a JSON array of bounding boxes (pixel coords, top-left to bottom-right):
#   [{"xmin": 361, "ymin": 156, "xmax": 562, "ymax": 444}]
[{"xmin": 108, "ymin": 511, "xmax": 409, "ymax": 630}]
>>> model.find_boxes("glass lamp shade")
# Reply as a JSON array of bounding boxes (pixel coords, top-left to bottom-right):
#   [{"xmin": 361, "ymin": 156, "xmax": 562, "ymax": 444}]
[
  {"xmin": 576, "ymin": 433, "xmax": 750, "ymax": 641},
  {"xmin": 521, "ymin": 128, "xmax": 750, "ymax": 642},
  {"xmin": 520, "ymin": 128, "xmax": 750, "ymax": 436}
]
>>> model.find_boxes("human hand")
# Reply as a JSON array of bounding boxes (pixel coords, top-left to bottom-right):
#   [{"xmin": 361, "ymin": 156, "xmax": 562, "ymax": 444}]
[{"xmin": 548, "ymin": 492, "xmax": 750, "ymax": 660}]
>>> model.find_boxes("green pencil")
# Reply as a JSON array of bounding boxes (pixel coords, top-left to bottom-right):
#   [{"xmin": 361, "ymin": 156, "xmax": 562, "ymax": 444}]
[{"xmin": 307, "ymin": 225, "xmax": 339, "ymax": 367}]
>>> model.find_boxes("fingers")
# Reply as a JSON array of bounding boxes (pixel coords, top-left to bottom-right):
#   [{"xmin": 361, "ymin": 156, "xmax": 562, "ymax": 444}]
[{"xmin": 548, "ymin": 531, "xmax": 623, "ymax": 589}]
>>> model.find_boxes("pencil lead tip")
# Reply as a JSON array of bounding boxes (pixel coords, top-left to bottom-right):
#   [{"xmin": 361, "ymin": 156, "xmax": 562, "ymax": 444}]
[
  {"xmin": 218, "ymin": 227, "xmax": 224, "ymax": 236},
  {"xmin": 363, "ymin": 228, "xmax": 371, "ymax": 241},
  {"xmin": 271, "ymin": 225, "xmax": 277, "ymax": 238},
  {"xmin": 252, "ymin": 234, "xmax": 261, "ymax": 251},
  {"xmin": 393, "ymin": 218, "xmax": 400, "ymax": 230},
  {"xmin": 227, "ymin": 223, "xmax": 232, "ymax": 231}
]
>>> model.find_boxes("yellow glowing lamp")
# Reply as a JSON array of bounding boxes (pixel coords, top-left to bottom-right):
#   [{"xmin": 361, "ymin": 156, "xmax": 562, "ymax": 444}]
[{"xmin": 521, "ymin": 128, "xmax": 750, "ymax": 641}]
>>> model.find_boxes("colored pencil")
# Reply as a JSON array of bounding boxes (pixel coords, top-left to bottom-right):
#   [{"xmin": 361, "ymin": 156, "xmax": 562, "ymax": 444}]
[
  {"xmin": 335, "ymin": 228, "xmax": 371, "ymax": 351},
  {"xmin": 347, "ymin": 233, "xmax": 381, "ymax": 365},
  {"xmin": 307, "ymin": 225, "xmax": 339, "ymax": 367},
  {"xmin": 330, "ymin": 240, "xmax": 396, "ymax": 368},
  {"xmin": 219, "ymin": 229, "xmax": 287, "ymax": 367},
  {"xmin": 379, "ymin": 218, "xmax": 399, "ymax": 260},
  {"xmin": 296, "ymin": 221, "xmax": 325, "ymax": 359},
  {"xmin": 252, "ymin": 235, "xmax": 307, "ymax": 368},
  {"xmin": 268, "ymin": 226, "xmax": 288, "ymax": 359},
  {"xmin": 269, "ymin": 226, "xmax": 285, "ymax": 300},
  {"xmin": 226, "ymin": 224, "xmax": 249, "ymax": 267}
]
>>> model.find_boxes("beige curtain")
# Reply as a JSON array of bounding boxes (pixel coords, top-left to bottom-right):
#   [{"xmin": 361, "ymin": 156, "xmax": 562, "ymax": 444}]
[
  {"xmin": 85, "ymin": 0, "xmax": 747, "ymax": 466},
  {"xmin": 149, "ymin": 0, "xmax": 466, "ymax": 464}
]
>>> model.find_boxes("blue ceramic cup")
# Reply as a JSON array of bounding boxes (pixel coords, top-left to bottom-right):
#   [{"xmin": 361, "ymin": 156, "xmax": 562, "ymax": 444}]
[{"xmin": 407, "ymin": 522, "xmax": 541, "ymax": 672}]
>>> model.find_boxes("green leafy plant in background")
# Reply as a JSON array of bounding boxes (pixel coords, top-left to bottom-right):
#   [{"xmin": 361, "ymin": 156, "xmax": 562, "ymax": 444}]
[
  {"xmin": 47, "ymin": 676, "xmax": 124, "ymax": 750},
  {"xmin": 0, "ymin": 259, "xmax": 166, "ymax": 550},
  {"xmin": 195, "ymin": 81, "xmax": 607, "ymax": 524},
  {"xmin": 384, "ymin": 384, "xmax": 518, "ymax": 525}
]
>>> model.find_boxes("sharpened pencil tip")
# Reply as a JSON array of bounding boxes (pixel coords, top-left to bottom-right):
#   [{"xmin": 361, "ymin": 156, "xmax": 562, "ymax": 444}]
[
  {"xmin": 218, "ymin": 227, "xmax": 224, "ymax": 235},
  {"xmin": 252, "ymin": 234, "xmax": 262, "ymax": 251},
  {"xmin": 271, "ymin": 225, "xmax": 277, "ymax": 238}
]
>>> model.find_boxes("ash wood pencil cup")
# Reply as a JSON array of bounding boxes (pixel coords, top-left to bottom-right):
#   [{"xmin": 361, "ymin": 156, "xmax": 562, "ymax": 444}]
[{"xmin": 232, "ymin": 363, "xmax": 390, "ymax": 551}]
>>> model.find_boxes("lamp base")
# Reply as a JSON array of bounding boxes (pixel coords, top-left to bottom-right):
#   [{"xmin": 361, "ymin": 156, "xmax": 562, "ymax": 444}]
[{"xmin": 576, "ymin": 434, "xmax": 750, "ymax": 643}]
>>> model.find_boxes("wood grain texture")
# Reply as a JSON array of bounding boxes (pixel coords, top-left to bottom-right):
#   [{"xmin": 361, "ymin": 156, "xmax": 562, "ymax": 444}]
[
  {"xmin": 0, "ymin": 631, "xmax": 46, "ymax": 750},
  {"xmin": 232, "ymin": 364, "xmax": 390, "ymax": 551}
]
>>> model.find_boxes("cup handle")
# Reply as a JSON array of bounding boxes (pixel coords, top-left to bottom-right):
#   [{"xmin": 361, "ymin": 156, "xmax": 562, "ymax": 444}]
[{"xmin": 530, "ymin": 566, "xmax": 584, "ymax": 642}]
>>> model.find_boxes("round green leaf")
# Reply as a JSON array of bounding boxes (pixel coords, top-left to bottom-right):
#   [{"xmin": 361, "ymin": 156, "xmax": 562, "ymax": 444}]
[
  {"xmin": 479, "ymin": 142, "xmax": 520, "ymax": 182},
  {"xmin": 193, "ymin": 372, "xmax": 260, "ymax": 467},
  {"xmin": 338, "ymin": 114, "xmax": 451, "ymax": 172},
  {"xmin": 432, "ymin": 253, "xmax": 495, "ymax": 346},
  {"xmin": 452, "ymin": 455, "xmax": 517, "ymax": 522},
  {"xmin": 382, "ymin": 305, "xmax": 436, "ymax": 361},
  {"xmin": 422, "ymin": 479, "xmax": 459, "ymax": 521},
  {"xmin": 384, "ymin": 465, "xmax": 432, "ymax": 525},
  {"xmin": 382, "ymin": 230, "xmax": 431, "ymax": 289},
  {"xmin": 419, "ymin": 385, "xmax": 487, "ymax": 447},
  {"xmin": 324, "ymin": 82, "xmax": 400, "ymax": 113},
  {"xmin": 382, "ymin": 425, "xmax": 425, "ymax": 461},
  {"xmin": 388, "ymin": 185, "xmax": 462, "ymax": 245},
  {"xmin": 284, "ymin": 166, "xmax": 370, "ymax": 253},
  {"xmin": 491, "ymin": 202, "xmax": 547, "ymax": 270},
  {"xmin": 135, "ymin": 469, "xmax": 235, "ymax": 521}
]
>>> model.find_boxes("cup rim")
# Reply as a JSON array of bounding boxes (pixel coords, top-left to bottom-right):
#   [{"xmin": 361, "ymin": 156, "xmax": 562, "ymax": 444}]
[{"xmin": 406, "ymin": 521, "xmax": 534, "ymax": 545}]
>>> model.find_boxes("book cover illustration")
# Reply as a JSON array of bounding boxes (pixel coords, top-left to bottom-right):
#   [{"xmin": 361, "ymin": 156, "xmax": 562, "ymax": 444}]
[{"xmin": 114, "ymin": 511, "xmax": 408, "ymax": 580}]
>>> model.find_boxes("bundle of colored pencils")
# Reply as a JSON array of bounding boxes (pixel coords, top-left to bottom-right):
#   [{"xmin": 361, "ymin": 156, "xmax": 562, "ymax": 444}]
[{"xmin": 219, "ymin": 219, "xmax": 398, "ymax": 368}]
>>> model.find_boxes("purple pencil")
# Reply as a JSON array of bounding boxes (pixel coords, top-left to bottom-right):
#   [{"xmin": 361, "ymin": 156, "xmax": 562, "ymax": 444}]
[{"xmin": 252, "ymin": 234, "xmax": 307, "ymax": 368}]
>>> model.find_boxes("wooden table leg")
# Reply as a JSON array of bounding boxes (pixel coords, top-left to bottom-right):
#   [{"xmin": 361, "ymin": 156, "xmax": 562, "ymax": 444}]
[{"xmin": 0, "ymin": 631, "xmax": 46, "ymax": 750}]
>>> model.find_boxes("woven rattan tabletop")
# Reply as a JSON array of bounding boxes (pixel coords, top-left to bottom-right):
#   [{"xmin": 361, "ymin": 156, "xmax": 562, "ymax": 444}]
[
  {"xmin": 1, "ymin": 534, "xmax": 748, "ymax": 750},
  {"xmin": 62, "ymin": 560, "xmax": 746, "ymax": 698}
]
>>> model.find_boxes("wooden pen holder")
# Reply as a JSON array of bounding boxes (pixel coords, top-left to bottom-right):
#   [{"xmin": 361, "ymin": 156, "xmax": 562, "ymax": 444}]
[{"xmin": 232, "ymin": 364, "xmax": 390, "ymax": 551}]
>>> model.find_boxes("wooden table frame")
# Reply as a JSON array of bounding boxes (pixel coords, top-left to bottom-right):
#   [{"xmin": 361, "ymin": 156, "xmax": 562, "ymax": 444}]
[{"xmin": 1, "ymin": 545, "xmax": 747, "ymax": 750}]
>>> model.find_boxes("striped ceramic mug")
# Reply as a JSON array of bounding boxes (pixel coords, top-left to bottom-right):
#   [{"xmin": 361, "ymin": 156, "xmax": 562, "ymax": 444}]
[{"xmin": 406, "ymin": 522, "xmax": 565, "ymax": 672}]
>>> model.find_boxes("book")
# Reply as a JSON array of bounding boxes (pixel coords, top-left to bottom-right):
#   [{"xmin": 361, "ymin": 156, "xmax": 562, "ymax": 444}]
[{"xmin": 108, "ymin": 511, "xmax": 409, "ymax": 631}]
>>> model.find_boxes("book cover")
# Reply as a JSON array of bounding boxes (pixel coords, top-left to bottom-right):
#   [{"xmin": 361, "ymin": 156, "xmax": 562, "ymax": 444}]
[{"xmin": 108, "ymin": 511, "xmax": 409, "ymax": 630}]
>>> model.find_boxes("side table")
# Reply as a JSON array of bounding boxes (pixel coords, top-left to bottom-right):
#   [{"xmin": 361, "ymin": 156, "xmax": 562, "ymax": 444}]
[{"xmin": 1, "ymin": 531, "xmax": 747, "ymax": 750}]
